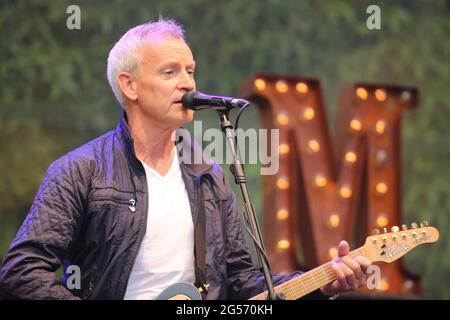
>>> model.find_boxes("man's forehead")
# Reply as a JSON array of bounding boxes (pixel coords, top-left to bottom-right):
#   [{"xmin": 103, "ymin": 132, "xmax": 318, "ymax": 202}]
[{"xmin": 138, "ymin": 37, "xmax": 194, "ymax": 63}]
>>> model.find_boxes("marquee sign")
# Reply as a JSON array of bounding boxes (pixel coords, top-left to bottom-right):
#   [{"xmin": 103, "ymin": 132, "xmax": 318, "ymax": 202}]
[{"xmin": 242, "ymin": 74, "xmax": 419, "ymax": 296}]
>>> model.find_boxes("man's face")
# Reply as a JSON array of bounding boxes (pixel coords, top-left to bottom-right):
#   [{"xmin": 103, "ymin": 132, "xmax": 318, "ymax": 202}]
[{"xmin": 131, "ymin": 37, "xmax": 196, "ymax": 128}]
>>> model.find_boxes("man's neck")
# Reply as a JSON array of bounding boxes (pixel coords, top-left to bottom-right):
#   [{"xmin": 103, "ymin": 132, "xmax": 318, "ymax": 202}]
[{"xmin": 126, "ymin": 111, "xmax": 177, "ymax": 176}]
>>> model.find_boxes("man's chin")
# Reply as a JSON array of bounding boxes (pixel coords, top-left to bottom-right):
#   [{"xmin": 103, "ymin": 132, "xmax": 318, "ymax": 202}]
[
  {"xmin": 172, "ymin": 109, "xmax": 194, "ymax": 127},
  {"xmin": 181, "ymin": 111, "xmax": 194, "ymax": 125}
]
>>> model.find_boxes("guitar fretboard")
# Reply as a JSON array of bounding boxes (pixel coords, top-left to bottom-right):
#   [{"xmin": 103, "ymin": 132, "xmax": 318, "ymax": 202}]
[{"xmin": 249, "ymin": 247, "xmax": 367, "ymax": 300}]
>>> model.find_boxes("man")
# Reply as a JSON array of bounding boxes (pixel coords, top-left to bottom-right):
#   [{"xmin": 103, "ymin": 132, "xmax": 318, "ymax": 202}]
[{"xmin": 0, "ymin": 18, "xmax": 371, "ymax": 300}]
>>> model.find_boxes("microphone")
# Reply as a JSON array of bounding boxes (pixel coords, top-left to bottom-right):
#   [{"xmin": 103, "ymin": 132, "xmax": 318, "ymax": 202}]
[{"xmin": 181, "ymin": 91, "xmax": 250, "ymax": 111}]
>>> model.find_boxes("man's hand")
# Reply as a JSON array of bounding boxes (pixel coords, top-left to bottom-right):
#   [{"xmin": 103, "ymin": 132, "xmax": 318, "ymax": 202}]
[{"xmin": 320, "ymin": 240, "xmax": 372, "ymax": 297}]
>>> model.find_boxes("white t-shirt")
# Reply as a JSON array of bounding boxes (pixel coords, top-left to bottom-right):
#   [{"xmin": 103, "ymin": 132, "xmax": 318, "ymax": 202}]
[{"xmin": 124, "ymin": 149, "xmax": 195, "ymax": 300}]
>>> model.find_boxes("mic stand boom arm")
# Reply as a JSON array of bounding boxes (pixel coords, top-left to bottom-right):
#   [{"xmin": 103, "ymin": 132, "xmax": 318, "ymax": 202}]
[{"xmin": 217, "ymin": 109, "xmax": 281, "ymax": 300}]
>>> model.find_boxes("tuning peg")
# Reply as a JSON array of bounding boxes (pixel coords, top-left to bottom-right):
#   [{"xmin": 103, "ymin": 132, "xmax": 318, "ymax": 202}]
[
  {"xmin": 371, "ymin": 229, "xmax": 380, "ymax": 235},
  {"xmin": 420, "ymin": 221, "xmax": 429, "ymax": 227},
  {"xmin": 391, "ymin": 226, "xmax": 400, "ymax": 232},
  {"xmin": 411, "ymin": 222, "xmax": 418, "ymax": 229},
  {"xmin": 401, "ymin": 224, "xmax": 408, "ymax": 231}
]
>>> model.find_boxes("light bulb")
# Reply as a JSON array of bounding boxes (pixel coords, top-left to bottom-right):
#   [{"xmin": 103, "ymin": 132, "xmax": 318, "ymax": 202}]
[
  {"xmin": 350, "ymin": 119, "xmax": 362, "ymax": 131},
  {"xmin": 277, "ymin": 209, "xmax": 289, "ymax": 220},
  {"xmin": 345, "ymin": 151, "xmax": 357, "ymax": 164},
  {"xmin": 314, "ymin": 174, "xmax": 327, "ymax": 187},
  {"xmin": 277, "ymin": 112, "xmax": 289, "ymax": 125},
  {"xmin": 276, "ymin": 80, "xmax": 288, "ymax": 93},
  {"xmin": 277, "ymin": 240, "xmax": 290, "ymax": 249},
  {"xmin": 277, "ymin": 177, "xmax": 290, "ymax": 190},
  {"xmin": 375, "ymin": 89, "xmax": 387, "ymax": 102},
  {"xmin": 302, "ymin": 107, "xmax": 315, "ymax": 121},
  {"xmin": 356, "ymin": 87, "xmax": 368, "ymax": 100},
  {"xmin": 254, "ymin": 78, "xmax": 266, "ymax": 91},
  {"xmin": 296, "ymin": 82, "xmax": 308, "ymax": 93}
]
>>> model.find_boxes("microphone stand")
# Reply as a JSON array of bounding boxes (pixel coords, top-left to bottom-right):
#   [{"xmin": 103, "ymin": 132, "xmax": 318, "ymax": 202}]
[{"xmin": 216, "ymin": 109, "xmax": 281, "ymax": 300}]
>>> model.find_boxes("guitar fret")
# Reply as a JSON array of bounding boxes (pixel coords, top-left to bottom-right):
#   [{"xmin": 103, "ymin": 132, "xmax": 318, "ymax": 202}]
[
  {"xmin": 310, "ymin": 271, "xmax": 318, "ymax": 288},
  {"xmin": 321, "ymin": 265, "xmax": 329, "ymax": 282},
  {"xmin": 299, "ymin": 275, "xmax": 307, "ymax": 293},
  {"xmin": 286, "ymin": 281, "xmax": 295, "ymax": 299},
  {"xmin": 359, "ymin": 248, "xmax": 365, "ymax": 257}
]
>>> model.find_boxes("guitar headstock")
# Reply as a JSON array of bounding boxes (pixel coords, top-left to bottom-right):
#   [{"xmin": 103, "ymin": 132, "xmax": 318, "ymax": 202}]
[{"xmin": 363, "ymin": 221, "xmax": 439, "ymax": 263}]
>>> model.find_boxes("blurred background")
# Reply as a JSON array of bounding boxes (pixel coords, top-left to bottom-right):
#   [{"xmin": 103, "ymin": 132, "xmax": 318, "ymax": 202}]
[{"xmin": 0, "ymin": 0, "xmax": 448, "ymax": 299}]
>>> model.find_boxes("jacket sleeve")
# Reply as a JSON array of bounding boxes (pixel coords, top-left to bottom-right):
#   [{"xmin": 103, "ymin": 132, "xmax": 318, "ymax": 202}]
[
  {"xmin": 223, "ymin": 181, "xmax": 327, "ymax": 300},
  {"xmin": 0, "ymin": 153, "xmax": 91, "ymax": 299}
]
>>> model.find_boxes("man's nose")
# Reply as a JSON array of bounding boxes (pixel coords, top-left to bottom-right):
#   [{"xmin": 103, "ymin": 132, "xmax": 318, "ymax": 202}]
[{"xmin": 178, "ymin": 71, "xmax": 195, "ymax": 92}]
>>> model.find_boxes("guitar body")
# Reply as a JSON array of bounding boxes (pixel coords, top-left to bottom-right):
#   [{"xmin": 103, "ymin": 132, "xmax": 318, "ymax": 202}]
[{"xmin": 156, "ymin": 282, "xmax": 203, "ymax": 300}]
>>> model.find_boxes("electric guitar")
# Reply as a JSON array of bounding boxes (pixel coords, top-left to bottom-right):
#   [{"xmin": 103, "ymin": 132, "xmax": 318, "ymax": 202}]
[{"xmin": 156, "ymin": 222, "xmax": 439, "ymax": 300}]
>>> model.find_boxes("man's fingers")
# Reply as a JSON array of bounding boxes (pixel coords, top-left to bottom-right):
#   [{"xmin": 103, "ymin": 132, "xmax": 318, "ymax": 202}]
[
  {"xmin": 354, "ymin": 256, "xmax": 372, "ymax": 273},
  {"xmin": 331, "ymin": 260, "xmax": 349, "ymax": 291},
  {"xmin": 339, "ymin": 262, "xmax": 358, "ymax": 289},
  {"xmin": 337, "ymin": 240, "xmax": 349, "ymax": 257},
  {"xmin": 341, "ymin": 256, "xmax": 366, "ymax": 286},
  {"xmin": 330, "ymin": 241, "xmax": 373, "ymax": 294}
]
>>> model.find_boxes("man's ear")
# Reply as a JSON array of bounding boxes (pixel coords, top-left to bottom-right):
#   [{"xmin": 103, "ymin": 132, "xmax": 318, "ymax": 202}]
[{"xmin": 117, "ymin": 72, "xmax": 138, "ymax": 102}]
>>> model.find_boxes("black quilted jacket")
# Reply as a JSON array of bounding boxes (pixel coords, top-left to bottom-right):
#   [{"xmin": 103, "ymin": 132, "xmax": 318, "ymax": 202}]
[{"xmin": 0, "ymin": 112, "xmax": 314, "ymax": 300}]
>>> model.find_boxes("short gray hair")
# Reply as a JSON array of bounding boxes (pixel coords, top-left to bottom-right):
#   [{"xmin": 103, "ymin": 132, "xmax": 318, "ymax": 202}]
[{"xmin": 106, "ymin": 18, "xmax": 186, "ymax": 109}]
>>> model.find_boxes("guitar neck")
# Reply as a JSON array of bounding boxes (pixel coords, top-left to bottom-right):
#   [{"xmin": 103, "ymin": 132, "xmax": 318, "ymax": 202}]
[{"xmin": 250, "ymin": 246, "xmax": 368, "ymax": 300}]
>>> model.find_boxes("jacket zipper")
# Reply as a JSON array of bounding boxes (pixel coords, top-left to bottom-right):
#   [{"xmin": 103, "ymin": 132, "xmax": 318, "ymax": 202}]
[
  {"xmin": 89, "ymin": 195, "xmax": 133, "ymax": 204},
  {"xmin": 90, "ymin": 195, "xmax": 136, "ymax": 212}
]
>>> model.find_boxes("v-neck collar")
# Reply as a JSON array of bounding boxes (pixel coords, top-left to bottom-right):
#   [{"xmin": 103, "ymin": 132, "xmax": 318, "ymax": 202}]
[{"xmin": 141, "ymin": 147, "xmax": 178, "ymax": 181}]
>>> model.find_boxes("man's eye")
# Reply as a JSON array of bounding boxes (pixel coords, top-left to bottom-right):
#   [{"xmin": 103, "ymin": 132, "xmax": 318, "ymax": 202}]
[{"xmin": 164, "ymin": 70, "xmax": 174, "ymax": 75}]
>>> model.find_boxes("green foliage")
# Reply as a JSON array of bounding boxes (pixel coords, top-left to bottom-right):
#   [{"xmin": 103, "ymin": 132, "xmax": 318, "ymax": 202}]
[{"xmin": 0, "ymin": 0, "xmax": 448, "ymax": 298}]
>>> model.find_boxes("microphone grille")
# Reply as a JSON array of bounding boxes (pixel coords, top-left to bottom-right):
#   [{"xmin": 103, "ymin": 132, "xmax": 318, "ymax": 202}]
[{"xmin": 181, "ymin": 91, "xmax": 197, "ymax": 108}]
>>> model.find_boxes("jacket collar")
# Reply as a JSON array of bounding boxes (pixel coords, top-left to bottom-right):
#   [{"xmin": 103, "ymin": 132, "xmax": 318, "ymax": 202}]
[{"xmin": 116, "ymin": 111, "xmax": 213, "ymax": 177}]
